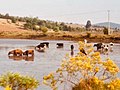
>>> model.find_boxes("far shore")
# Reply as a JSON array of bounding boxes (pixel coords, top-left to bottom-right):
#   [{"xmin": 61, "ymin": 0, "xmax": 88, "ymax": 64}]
[
  {"xmin": 0, "ymin": 18, "xmax": 120, "ymax": 43},
  {"xmin": 0, "ymin": 30, "xmax": 120, "ymax": 43}
]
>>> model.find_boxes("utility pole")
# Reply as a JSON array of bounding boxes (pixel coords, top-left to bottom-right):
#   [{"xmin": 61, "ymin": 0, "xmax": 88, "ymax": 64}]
[{"xmin": 108, "ymin": 10, "xmax": 110, "ymax": 35}]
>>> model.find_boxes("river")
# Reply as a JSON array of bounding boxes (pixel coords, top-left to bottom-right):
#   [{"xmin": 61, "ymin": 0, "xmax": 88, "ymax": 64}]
[{"xmin": 0, "ymin": 39, "xmax": 120, "ymax": 90}]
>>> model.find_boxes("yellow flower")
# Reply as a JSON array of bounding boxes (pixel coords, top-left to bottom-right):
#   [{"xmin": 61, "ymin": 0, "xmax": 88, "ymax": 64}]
[
  {"xmin": 91, "ymin": 52, "xmax": 100, "ymax": 57},
  {"xmin": 4, "ymin": 85, "xmax": 11, "ymax": 90},
  {"xmin": 43, "ymin": 80, "xmax": 48, "ymax": 85},
  {"xmin": 86, "ymin": 43, "xmax": 93, "ymax": 48},
  {"xmin": 43, "ymin": 76, "xmax": 49, "ymax": 80},
  {"xmin": 94, "ymin": 67, "xmax": 100, "ymax": 72},
  {"xmin": 107, "ymin": 84, "xmax": 114, "ymax": 90},
  {"xmin": 87, "ymin": 48, "xmax": 94, "ymax": 54}
]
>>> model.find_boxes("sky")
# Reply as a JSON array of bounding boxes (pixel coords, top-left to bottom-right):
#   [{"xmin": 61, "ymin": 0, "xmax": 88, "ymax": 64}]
[{"xmin": 0, "ymin": 0, "xmax": 120, "ymax": 24}]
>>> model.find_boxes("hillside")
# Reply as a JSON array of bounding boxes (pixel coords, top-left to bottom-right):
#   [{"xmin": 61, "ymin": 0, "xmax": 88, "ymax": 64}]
[
  {"xmin": 95, "ymin": 22, "xmax": 120, "ymax": 29},
  {"xmin": 1, "ymin": 18, "xmax": 120, "ymax": 43},
  {"xmin": 0, "ymin": 18, "xmax": 26, "ymax": 32}
]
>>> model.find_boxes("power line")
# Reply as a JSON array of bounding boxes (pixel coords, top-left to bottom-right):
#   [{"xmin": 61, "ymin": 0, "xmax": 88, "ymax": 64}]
[
  {"xmin": 108, "ymin": 10, "xmax": 110, "ymax": 35},
  {"xmin": 40, "ymin": 10, "xmax": 107, "ymax": 18},
  {"xmin": 39, "ymin": 10, "xmax": 120, "ymax": 24}
]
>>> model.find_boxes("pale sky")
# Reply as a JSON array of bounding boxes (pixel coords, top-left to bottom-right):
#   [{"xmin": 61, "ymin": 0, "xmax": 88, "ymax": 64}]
[{"xmin": 0, "ymin": 0, "xmax": 120, "ymax": 24}]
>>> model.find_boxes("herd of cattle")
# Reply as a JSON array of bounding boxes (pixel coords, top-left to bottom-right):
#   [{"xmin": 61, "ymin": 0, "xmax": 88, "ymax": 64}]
[
  {"xmin": 8, "ymin": 42, "xmax": 65, "ymax": 56},
  {"xmin": 8, "ymin": 42, "xmax": 65, "ymax": 61},
  {"xmin": 7, "ymin": 41, "xmax": 114, "ymax": 61},
  {"xmin": 93, "ymin": 42, "xmax": 114, "ymax": 54}
]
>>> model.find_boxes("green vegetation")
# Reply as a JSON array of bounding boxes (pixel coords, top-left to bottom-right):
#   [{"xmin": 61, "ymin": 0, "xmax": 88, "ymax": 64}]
[
  {"xmin": 0, "ymin": 72, "xmax": 39, "ymax": 90},
  {"xmin": 0, "ymin": 13, "xmax": 84, "ymax": 32},
  {"xmin": 85, "ymin": 20, "xmax": 92, "ymax": 30},
  {"xmin": 40, "ymin": 26, "xmax": 48, "ymax": 35},
  {"xmin": 86, "ymin": 32, "xmax": 91, "ymax": 38},
  {"xmin": 103, "ymin": 27, "xmax": 109, "ymax": 35}
]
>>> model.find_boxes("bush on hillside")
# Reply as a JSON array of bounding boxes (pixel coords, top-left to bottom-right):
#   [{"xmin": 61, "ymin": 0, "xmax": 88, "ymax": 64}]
[{"xmin": 40, "ymin": 26, "xmax": 48, "ymax": 35}]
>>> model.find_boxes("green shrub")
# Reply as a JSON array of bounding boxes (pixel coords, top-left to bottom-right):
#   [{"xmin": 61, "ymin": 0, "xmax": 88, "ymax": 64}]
[
  {"xmin": 0, "ymin": 72, "xmax": 39, "ymax": 90},
  {"xmin": 53, "ymin": 27, "xmax": 59, "ymax": 32},
  {"xmin": 86, "ymin": 32, "xmax": 91, "ymax": 38},
  {"xmin": 103, "ymin": 27, "xmax": 108, "ymax": 35},
  {"xmin": 40, "ymin": 26, "xmax": 48, "ymax": 35}
]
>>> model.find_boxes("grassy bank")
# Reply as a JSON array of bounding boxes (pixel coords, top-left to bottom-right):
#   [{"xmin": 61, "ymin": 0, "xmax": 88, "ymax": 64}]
[{"xmin": 0, "ymin": 30, "xmax": 120, "ymax": 43}]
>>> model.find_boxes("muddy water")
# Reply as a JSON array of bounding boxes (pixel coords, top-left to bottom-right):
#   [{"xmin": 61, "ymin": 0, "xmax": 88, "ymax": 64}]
[{"xmin": 0, "ymin": 39, "xmax": 120, "ymax": 90}]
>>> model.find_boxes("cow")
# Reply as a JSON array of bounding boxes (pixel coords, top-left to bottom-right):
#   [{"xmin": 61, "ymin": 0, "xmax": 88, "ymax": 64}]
[
  {"xmin": 23, "ymin": 50, "xmax": 34, "ymax": 56},
  {"xmin": 40, "ymin": 42, "xmax": 49, "ymax": 48},
  {"xmin": 102, "ymin": 44, "xmax": 109, "ymax": 55},
  {"xmin": 70, "ymin": 44, "xmax": 74, "ymax": 56},
  {"xmin": 35, "ymin": 43, "xmax": 47, "ymax": 49},
  {"xmin": 56, "ymin": 43, "xmax": 63, "ymax": 48},
  {"xmin": 109, "ymin": 42, "xmax": 114, "ymax": 52},
  {"xmin": 35, "ymin": 43, "xmax": 46, "ymax": 52},
  {"xmin": 8, "ymin": 49, "xmax": 23, "ymax": 56},
  {"xmin": 93, "ymin": 43, "xmax": 103, "ymax": 51}
]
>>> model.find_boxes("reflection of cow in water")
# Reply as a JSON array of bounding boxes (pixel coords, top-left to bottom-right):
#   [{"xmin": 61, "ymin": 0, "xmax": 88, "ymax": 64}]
[
  {"xmin": 56, "ymin": 43, "xmax": 63, "ymax": 48},
  {"xmin": 8, "ymin": 55, "xmax": 34, "ymax": 61},
  {"xmin": 8, "ymin": 49, "xmax": 23, "ymax": 56},
  {"xmin": 8, "ymin": 56, "xmax": 23, "ymax": 61},
  {"xmin": 23, "ymin": 56, "xmax": 34, "ymax": 61},
  {"xmin": 23, "ymin": 50, "xmax": 34, "ymax": 56}
]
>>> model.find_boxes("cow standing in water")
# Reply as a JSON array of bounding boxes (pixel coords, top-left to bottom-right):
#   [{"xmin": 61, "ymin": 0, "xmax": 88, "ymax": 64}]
[
  {"xmin": 93, "ymin": 43, "xmax": 103, "ymax": 51},
  {"xmin": 102, "ymin": 44, "xmax": 109, "ymax": 55},
  {"xmin": 70, "ymin": 45, "xmax": 74, "ymax": 56},
  {"xmin": 56, "ymin": 43, "xmax": 64, "ymax": 48},
  {"xmin": 23, "ymin": 50, "xmax": 34, "ymax": 56},
  {"xmin": 35, "ymin": 43, "xmax": 47, "ymax": 52},
  {"xmin": 8, "ymin": 49, "xmax": 23, "ymax": 56},
  {"xmin": 109, "ymin": 42, "xmax": 114, "ymax": 52},
  {"xmin": 93, "ymin": 42, "xmax": 114, "ymax": 55},
  {"xmin": 40, "ymin": 42, "xmax": 49, "ymax": 48}
]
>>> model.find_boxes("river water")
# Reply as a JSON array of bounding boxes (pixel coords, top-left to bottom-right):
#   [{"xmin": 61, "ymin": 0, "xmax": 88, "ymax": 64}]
[{"xmin": 0, "ymin": 39, "xmax": 120, "ymax": 90}]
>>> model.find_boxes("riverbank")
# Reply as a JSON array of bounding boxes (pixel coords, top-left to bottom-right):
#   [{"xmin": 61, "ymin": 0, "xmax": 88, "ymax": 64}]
[
  {"xmin": 0, "ymin": 30, "xmax": 120, "ymax": 43},
  {"xmin": 0, "ymin": 18, "xmax": 120, "ymax": 43}
]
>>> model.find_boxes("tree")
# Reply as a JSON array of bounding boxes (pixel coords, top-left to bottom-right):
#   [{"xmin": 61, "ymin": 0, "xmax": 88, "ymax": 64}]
[
  {"xmin": 40, "ymin": 26, "xmax": 48, "ymax": 35},
  {"xmin": 53, "ymin": 26, "xmax": 59, "ymax": 32},
  {"xmin": 4, "ymin": 13, "xmax": 10, "ymax": 19},
  {"xmin": 103, "ymin": 27, "xmax": 108, "ymax": 35},
  {"xmin": 85, "ymin": 20, "xmax": 92, "ymax": 30},
  {"xmin": 11, "ymin": 16, "xmax": 17, "ymax": 23}
]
